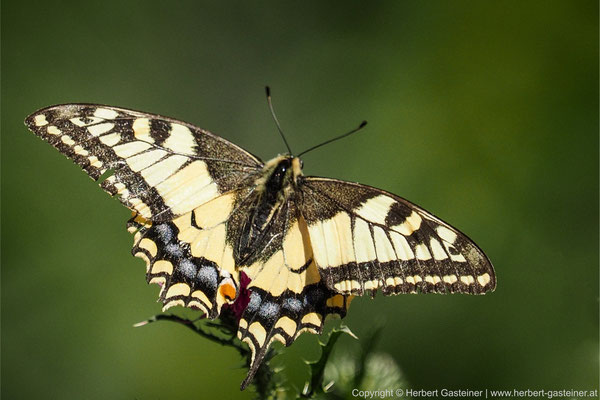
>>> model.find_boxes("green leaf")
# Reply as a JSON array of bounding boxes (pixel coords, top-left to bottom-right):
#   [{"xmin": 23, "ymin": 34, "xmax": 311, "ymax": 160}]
[
  {"xmin": 353, "ymin": 323, "xmax": 383, "ymax": 389},
  {"xmin": 302, "ymin": 325, "xmax": 357, "ymax": 397}
]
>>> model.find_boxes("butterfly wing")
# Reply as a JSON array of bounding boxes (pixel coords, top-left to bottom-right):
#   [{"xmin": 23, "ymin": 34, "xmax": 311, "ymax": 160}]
[
  {"xmin": 25, "ymin": 104, "xmax": 263, "ymax": 222},
  {"xmin": 129, "ymin": 190, "xmax": 243, "ymax": 319},
  {"xmin": 299, "ymin": 177, "xmax": 495, "ymax": 296},
  {"xmin": 236, "ymin": 197, "xmax": 352, "ymax": 389}
]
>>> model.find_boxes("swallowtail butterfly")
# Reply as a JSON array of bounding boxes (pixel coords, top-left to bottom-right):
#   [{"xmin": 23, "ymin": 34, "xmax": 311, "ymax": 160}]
[{"xmin": 25, "ymin": 95, "xmax": 495, "ymax": 389}]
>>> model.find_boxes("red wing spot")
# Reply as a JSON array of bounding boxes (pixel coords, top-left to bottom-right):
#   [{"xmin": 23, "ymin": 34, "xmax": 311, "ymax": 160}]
[{"xmin": 222, "ymin": 272, "xmax": 251, "ymax": 322}]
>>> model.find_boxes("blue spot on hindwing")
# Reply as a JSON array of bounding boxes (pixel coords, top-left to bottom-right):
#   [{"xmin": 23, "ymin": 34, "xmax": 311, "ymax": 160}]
[
  {"xmin": 165, "ymin": 243, "xmax": 184, "ymax": 257},
  {"xmin": 246, "ymin": 292, "xmax": 262, "ymax": 313},
  {"xmin": 258, "ymin": 302, "xmax": 280, "ymax": 321},
  {"xmin": 196, "ymin": 265, "xmax": 218, "ymax": 289},
  {"xmin": 283, "ymin": 297, "xmax": 303, "ymax": 313},
  {"xmin": 178, "ymin": 259, "xmax": 197, "ymax": 279},
  {"xmin": 154, "ymin": 223, "xmax": 174, "ymax": 244}
]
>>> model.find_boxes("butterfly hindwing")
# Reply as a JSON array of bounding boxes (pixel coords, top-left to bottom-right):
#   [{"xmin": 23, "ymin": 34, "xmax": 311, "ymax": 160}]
[
  {"xmin": 129, "ymin": 191, "xmax": 243, "ymax": 318},
  {"xmin": 25, "ymin": 104, "xmax": 262, "ymax": 222},
  {"xmin": 237, "ymin": 198, "xmax": 352, "ymax": 389},
  {"xmin": 299, "ymin": 177, "xmax": 495, "ymax": 296}
]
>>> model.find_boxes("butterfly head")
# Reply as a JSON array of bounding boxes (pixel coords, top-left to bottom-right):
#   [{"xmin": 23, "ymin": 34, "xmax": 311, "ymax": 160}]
[
  {"xmin": 291, "ymin": 156, "xmax": 304, "ymax": 180},
  {"xmin": 260, "ymin": 154, "xmax": 304, "ymax": 192}
]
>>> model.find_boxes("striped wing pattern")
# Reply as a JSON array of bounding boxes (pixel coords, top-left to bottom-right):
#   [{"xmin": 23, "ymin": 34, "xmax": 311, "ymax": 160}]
[
  {"xmin": 300, "ymin": 178, "xmax": 495, "ymax": 296},
  {"xmin": 25, "ymin": 104, "xmax": 262, "ymax": 222}
]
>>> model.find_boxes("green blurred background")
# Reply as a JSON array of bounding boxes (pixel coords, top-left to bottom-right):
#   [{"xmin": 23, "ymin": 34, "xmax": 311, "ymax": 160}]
[{"xmin": 2, "ymin": 1, "xmax": 598, "ymax": 399}]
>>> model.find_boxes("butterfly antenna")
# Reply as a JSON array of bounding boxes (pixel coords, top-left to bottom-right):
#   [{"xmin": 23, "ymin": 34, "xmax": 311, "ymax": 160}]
[
  {"xmin": 265, "ymin": 86, "xmax": 293, "ymax": 154},
  {"xmin": 297, "ymin": 120, "xmax": 367, "ymax": 157}
]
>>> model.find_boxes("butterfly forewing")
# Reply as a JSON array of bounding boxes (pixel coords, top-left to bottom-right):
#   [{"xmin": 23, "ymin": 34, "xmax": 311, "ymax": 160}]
[
  {"xmin": 299, "ymin": 177, "xmax": 495, "ymax": 296},
  {"xmin": 25, "ymin": 104, "xmax": 262, "ymax": 222}
]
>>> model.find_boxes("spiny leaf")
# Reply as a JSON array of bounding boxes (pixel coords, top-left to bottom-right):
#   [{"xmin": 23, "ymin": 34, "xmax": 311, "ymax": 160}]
[
  {"xmin": 354, "ymin": 323, "xmax": 383, "ymax": 389},
  {"xmin": 302, "ymin": 325, "xmax": 357, "ymax": 397}
]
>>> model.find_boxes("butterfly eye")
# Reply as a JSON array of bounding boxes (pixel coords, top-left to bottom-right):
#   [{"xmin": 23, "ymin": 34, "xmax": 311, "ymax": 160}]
[{"xmin": 282, "ymin": 158, "xmax": 292, "ymax": 171}]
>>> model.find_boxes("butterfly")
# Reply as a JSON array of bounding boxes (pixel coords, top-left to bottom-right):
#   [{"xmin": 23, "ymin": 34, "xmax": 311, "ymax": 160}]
[{"xmin": 25, "ymin": 92, "xmax": 495, "ymax": 389}]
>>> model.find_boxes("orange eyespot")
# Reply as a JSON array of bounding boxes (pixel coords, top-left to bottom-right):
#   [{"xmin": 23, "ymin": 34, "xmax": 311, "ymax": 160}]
[{"xmin": 219, "ymin": 281, "xmax": 237, "ymax": 301}]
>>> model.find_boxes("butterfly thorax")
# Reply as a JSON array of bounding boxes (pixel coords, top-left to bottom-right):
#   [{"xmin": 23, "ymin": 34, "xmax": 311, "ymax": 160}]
[{"xmin": 234, "ymin": 155, "xmax": 303, "ymax": 265}]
